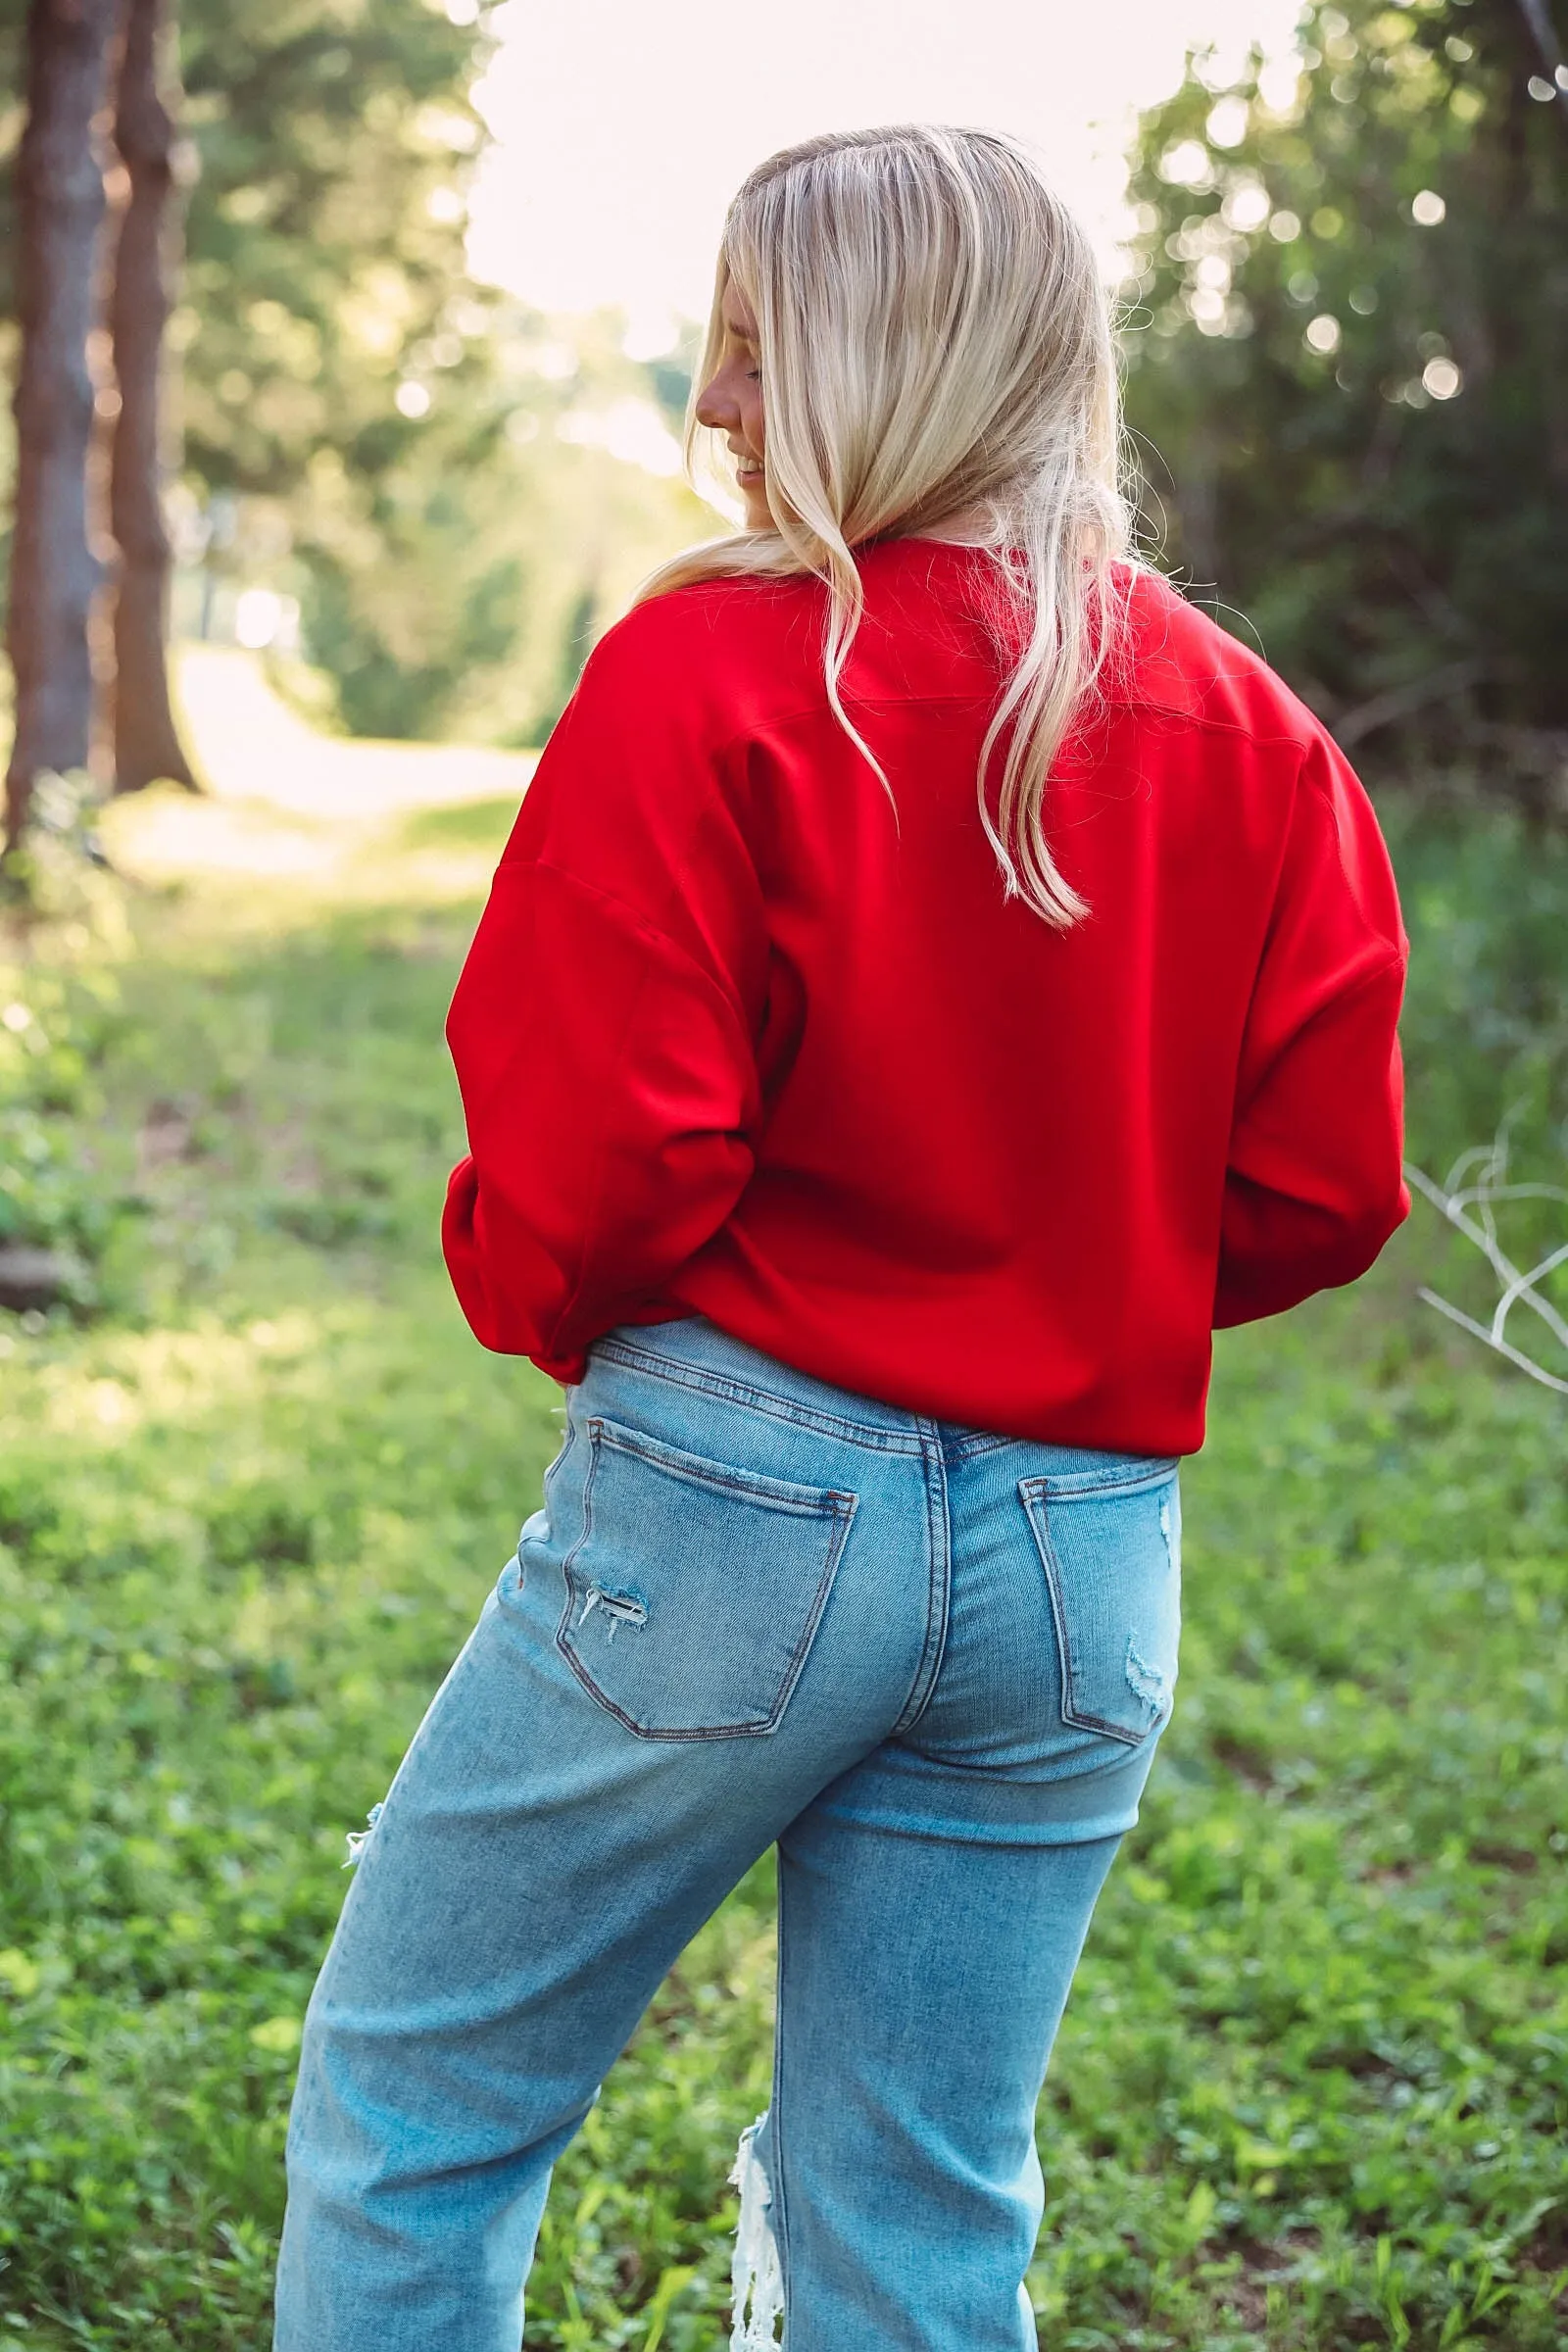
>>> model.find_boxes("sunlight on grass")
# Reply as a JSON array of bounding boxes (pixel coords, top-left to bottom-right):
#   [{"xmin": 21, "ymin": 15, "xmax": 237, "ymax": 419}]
[
  {"xmin": 12, "ymin": 1312, "xmax": 329, "ymax": 1444},
  {"xmin": 95, "ymin": 647, "xmax": 531, "ymax": 929},
  {"xmin": 99, "ymin": 780, "xmax": 523, "ymax": 923}
]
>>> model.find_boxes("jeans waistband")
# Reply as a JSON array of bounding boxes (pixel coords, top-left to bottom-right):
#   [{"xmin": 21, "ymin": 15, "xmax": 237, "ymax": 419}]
[
  {"xmin": 586, "ymin": 1314, "xmax": 1152, "ymax": 1474},
  {"xmin": 588, "ymin": 1314, "xmax": 939, "ymax": 1443}
]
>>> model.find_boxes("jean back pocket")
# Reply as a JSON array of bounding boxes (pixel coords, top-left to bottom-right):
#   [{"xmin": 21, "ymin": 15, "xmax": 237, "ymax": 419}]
[
  {"xmin": 1018, "ymin": 1462, "xmax": 1181, "ymax": 1746},
  {"xmin": 557, "ymin": 1415, "xmax": 858, "ymax": 1740}
]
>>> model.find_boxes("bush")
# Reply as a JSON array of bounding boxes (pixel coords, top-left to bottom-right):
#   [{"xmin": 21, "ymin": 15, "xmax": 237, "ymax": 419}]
[{"xmin": 0, "ymin": 795, "xmax": 138, "ymax": 1301}]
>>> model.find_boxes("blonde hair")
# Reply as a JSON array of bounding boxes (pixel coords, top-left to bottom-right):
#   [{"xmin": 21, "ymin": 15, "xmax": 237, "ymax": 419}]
[{"xmin": 638, "ymin": 123, "xmax": 1135, "ymax": 927}]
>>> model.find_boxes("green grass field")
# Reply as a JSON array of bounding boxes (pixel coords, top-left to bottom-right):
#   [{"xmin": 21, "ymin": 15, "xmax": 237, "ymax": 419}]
[{"xmin": 0, "ymin": 755, "xmax": 1564, "ymax": 2350}]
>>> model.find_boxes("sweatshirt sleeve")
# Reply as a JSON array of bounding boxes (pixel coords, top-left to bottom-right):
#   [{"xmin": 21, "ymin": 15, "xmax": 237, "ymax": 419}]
[
  {"xmin": 1214, "ymin": 729, "xmax": 1410, "ymax": 1329},
  {"xmin": 441, "ymin": 608, "xmax": 767, "ymax": 1377}
]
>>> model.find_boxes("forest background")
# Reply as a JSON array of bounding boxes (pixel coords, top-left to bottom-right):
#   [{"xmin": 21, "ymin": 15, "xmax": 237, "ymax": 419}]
[{"xmin": 0, "ymin": 1, "xmax": 1566, "ymax": 2346}]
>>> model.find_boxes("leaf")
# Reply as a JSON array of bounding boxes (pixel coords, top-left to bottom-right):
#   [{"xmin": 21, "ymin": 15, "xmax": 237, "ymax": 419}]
[{"xmin": 248, "ymin": 2014, "xmax": 303, "ymax": 2054}]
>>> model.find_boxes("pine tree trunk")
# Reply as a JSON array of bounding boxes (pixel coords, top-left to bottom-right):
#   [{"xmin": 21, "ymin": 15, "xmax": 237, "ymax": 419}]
[
  {"xmin": 107, "ymin": 0, "xmax": 196, "ymax": 794},
  {"xmin": 4, "ymin": 0, "xmax": 121, "ymax": 850}
]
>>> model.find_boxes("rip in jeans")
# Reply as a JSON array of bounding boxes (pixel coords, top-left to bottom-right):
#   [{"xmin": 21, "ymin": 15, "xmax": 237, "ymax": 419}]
[
  {"xmin": 730, "ymin": 2115, "xmax": 784, "ymax": 2349},
  {"xmin": 1124, "ymin": 1642, "xmax": 1168, "ymax": 1711},
  {"xmin": 343, "ymin": 1801, "xmax": 384, "ymax": 1868},
  {"xmin": 577, "ymin": 1584, "xmax": 649, "ymax": 1640}
]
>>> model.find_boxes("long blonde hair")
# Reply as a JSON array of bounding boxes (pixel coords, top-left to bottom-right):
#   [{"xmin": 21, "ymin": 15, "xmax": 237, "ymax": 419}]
[{"xmin": 638, "ymin": 124, "xmax": 1135, "ymax": 928}]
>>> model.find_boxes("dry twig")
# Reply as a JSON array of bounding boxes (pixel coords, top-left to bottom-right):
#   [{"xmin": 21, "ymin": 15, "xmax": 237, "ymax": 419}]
[{"xmin": 1404, "ymin": 1136, "xmax": 1568, "ymax": 1395}]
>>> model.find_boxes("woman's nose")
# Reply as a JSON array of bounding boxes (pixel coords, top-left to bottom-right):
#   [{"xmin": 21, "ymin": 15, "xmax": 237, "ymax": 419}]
[{"xmin": 694, "ymin": 371, "xmax": 738, "ymax": 432}]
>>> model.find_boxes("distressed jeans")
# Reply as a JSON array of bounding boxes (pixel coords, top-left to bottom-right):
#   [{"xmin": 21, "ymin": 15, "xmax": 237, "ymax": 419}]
[{"xmin": 274, "ymin": 1314, "xmax": 1181, "ymax": 2352}]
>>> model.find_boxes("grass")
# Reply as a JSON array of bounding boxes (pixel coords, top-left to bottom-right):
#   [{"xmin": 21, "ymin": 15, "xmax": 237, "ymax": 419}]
[{"xmin": 0, "ymin": 768, "xmax": 1564, "ymax": 2351}]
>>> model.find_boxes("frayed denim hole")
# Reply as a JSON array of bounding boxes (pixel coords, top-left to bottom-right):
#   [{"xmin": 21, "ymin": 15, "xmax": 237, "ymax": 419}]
[
  {"xmin": 577, "ymin": 1583, "xmax": 649, "ymax": 1641},
  {"xmin": 342, "ymin": 1800, "xmax": 384, "ymax": 1869},
  {"xmin": 729, "ymin": 2115, "xmax": 784, "ymax": 2349},
  {"xmin": 1125, "ymin": 1640, "xmax": 1168, "ymax": 1715}
]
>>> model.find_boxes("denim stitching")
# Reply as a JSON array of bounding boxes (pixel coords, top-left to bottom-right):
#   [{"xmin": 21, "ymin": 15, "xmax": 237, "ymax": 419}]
[
  {"xmin": 1019, "ymin": 1478, "xmax": 1156, "ymax": 1749},
  {"xmin": 943, "ymin": 1431, "xmax": 1016, "ymax": 1460},
  {"xmin": 538, "ymin": 1417, "xmax": 575, "ymax": 1520},
  {"xmin": 768, "ymin": 1868, "xmax": 792, "ymax": 2312},
  {"xmin": 594, "ymin": 1341, "xmax": 1168, "ymax": 1467},
  {"xmin": 555, "ymin": 1424, "xmax": 858, "ymax": 1740},
  {"xmin": 592, "ymin": 1338, "xmax": 928, "ymax": 1453},
  {"xmin": 589, "ymin": 1415, "xmax": 857, "ymax": 1514},
  {"xmin": 554, "ymin": 1427, "xmax": 602, "ymax": 1652},
  {"xmin": 1023, "ymin": 1461, "xmax": 1179, "ymax": 1500},
  {"xmin": 890, "ymin": 1420, "xmax": 952, "ymax": 1737},
  {"xmin": 557, "ymin": 1495, "xmax": 855, "ymax": 1741}
]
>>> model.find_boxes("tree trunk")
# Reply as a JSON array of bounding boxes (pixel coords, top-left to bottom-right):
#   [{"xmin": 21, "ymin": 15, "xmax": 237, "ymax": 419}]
[
  {"xmin": 107, "ymin": 0, "xmax": 196, "ymax": 793},
  {"xmin": 4, "ymin": 0, "xmax": 121, "ymax": 851}
]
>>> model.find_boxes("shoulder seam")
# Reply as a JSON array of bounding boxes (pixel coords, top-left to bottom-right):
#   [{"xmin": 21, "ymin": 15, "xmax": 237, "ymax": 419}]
[{"xmin": 492, "ymin": 854, "xmax": 754, "ymax": 1033}]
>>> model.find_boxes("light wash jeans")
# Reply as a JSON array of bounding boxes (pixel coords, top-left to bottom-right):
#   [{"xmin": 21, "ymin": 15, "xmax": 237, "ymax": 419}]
[{"xmin": 274, "ymin": 1315, "xmax": 1181, "ymax": 2352}]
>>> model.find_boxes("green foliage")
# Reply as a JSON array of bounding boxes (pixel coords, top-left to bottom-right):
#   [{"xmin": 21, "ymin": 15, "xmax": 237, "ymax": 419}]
[
  {"xmin": 176, "ymin": 0, "xmax": 492, "ymax": 500},
  {"xmin": 1033, "ymin": 1302, "xmax": 1568, "ymax": 2350},
  {"xmin": 172, "ymin": 0, "xmax": 530, "ymax": 741},
  {"xmin": 297, "ymin": 421, "xmax": 525, "ymax": 742},
  {"xmin": 170, "ymin": 1, "xmax": 713, "ymax": 745},
  {"xmin": 0, "ymin": 0, "xmax": 710, "ymax": 747},
  {"xmin": 0, "ymin": 785, "xmax": 1564, "ymax": 2348},
  {"xmin": 1392, "ymin": 800, "xmax": 1568, "ymax": 1169},
  {"xmin": 0, "ymin": 0, "xmax": 512, "ymax": 734},
  {"xmin": 0, "ymin": 781, "xmax": 137, "ymax": 1286},
  {"xmin": 1391, "ymin": 798, "xmax": 1568, "ymax": 1363},
  {"xmin": 1124, "ymin": 0, "xmax": 1568, "ymax": 761},
  {"xmin": 287, "ymin": 307, "xmax": 711, "ymax": 746}
]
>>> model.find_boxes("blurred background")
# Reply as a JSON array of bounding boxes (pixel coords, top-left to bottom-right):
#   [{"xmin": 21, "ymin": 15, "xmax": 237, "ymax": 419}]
[{"xmin": 0, "ymin": 3, "xmax": 1565, "ymax": 2347}]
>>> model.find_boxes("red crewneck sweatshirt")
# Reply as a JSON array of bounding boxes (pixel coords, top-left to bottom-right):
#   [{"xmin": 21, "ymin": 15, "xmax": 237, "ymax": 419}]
[{"xmin": 443, "ymin": 541, "xmax": 1407, "ymax": 1454}]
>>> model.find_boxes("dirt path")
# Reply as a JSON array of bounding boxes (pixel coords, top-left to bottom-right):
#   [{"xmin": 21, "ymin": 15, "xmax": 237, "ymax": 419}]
[{"xmin": 102, "ymin": 648, "xmax": 534, "ymax": 893}]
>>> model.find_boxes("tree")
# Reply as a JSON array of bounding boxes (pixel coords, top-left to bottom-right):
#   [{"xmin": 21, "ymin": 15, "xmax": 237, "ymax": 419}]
[
  {"xmin": 2, "ymin": 0, "xmax": 718, "ymax": 764},
  {"xmin": 4, "ymin": 0, "xmax": 498, "ymax": 835},
  {"xmin": 5, "ymin": 0, "xmax": 120, "ymax": 847},
  {"xmin": 108, "ymin": 0, "xmax": 196, "ymax": 792},
  {"xmin": 171, "ymin": 0, "xmax": 504, "ymax": 710},
  {"xmin": 1122, "ymin": 0, "xmax": 1568, "ymax": 795},
  {"xmin": 165, "ymin": 0, "xmax": 712, "ymax": 745},
  {"xmin": 3, "ymin": 0, "xmax": 200, "ymax": 849}
]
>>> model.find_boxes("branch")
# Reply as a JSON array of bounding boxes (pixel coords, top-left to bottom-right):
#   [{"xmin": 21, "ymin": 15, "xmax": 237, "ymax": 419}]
[
  {"xmin": 1416, "ymin": 1290, "xmax": 1568, "ymax": 1396},
  {"xmin": 1405, "ymin": 1136, "xmax": 1568, "ymax": 1395},
  {"xmin": 1332, "ymin": 660, "xmax": 1491, "ymax": 753}
]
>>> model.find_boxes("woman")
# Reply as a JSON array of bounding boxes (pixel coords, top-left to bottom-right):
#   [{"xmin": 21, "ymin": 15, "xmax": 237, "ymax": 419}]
[{"xmin": 275, "ymin": 125, "xmax": 1407, "ymax": 2351}]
